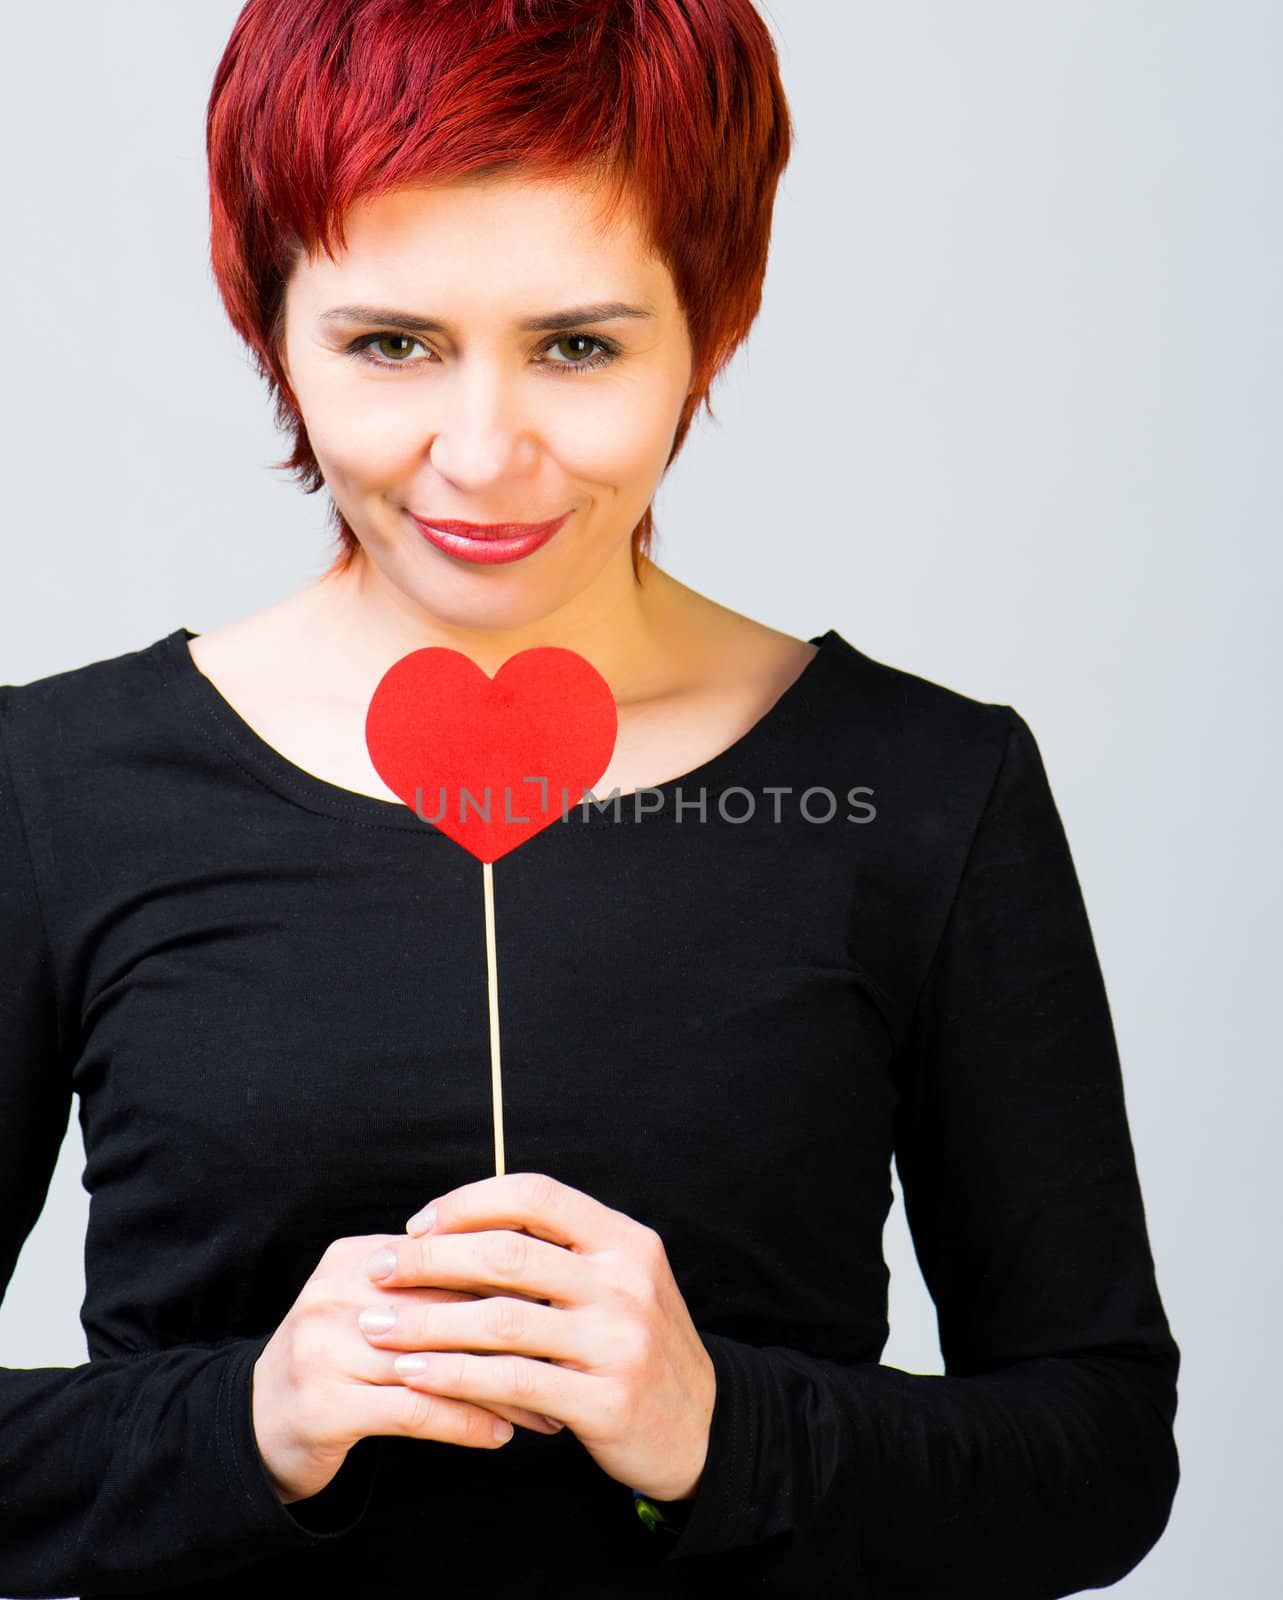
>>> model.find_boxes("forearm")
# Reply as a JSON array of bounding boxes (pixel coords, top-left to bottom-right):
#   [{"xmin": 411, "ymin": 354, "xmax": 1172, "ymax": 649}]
[
  {"xmin": 663, "ymin": 1330, "xmax": 1179, "ymax": 1596},
  {"xmin": 0, "ymin": 1333, "xmax": 375, "ymax": 1593}
]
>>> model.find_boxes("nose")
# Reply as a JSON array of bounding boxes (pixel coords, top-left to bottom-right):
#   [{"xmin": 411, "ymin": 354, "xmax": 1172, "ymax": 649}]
[{"xmin": 425, "ymin": 360, "xmax": 539, "ymax": 487}]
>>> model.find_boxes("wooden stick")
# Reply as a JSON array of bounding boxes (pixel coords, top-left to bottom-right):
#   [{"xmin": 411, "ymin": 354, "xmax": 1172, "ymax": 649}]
[{"xmin": 481, "ymin": 859, "xmax": 505, "ymax": 1176}]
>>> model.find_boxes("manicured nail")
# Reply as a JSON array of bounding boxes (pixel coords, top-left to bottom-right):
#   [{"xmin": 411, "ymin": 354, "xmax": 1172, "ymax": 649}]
[
  {"xmin": 538, "ymin": 1415, "xmax": 565, "ymax": 1432},
  {"xmin": 358, "ymin": 1306, "xmax": 396, "ymax": 1334},
  {"xmin": 493, "ymin": 1419, "xmax": 514, "ymax": 1443},
  {"xmin": 365, "ymin": 1248, "xmax": 397, "ymax": 1280},
  {"xmin": 406, "ymin": 1204, "xmax": 438, "ymax": 1236},
  {"xmin": 395, "ymin": 1353, "xmax": 429, "ymax": 1376}
]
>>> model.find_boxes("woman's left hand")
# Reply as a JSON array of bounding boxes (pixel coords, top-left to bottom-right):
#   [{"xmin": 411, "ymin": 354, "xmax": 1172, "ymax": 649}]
[{"xmin": 358, "ymin": 1171, "xmax": 716, "ymax": 1503}]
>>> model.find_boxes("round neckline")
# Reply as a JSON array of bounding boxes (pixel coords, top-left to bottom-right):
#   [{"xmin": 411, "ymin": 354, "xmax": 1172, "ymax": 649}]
[{"xmin": 158, "ymin": 624, "xmax": 843, "ymax": 830}]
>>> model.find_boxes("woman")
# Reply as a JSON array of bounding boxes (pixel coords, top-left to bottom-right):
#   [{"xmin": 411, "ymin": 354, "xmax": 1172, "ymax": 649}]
[{"xmin": 0, "ymin": 0, "xmax": 1179, "ymax": 1594}]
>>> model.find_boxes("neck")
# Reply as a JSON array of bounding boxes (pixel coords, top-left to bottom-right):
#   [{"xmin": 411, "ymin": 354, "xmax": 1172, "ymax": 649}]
[{"xmin": 293, "ymin": 541, "xmax": 701, "ymax": 706}]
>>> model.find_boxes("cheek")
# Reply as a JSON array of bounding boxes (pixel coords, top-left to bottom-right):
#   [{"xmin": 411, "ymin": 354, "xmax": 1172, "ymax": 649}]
[
  {"xmin": 300, "ymin": 375, "xmax": 679, "ymax": 499},
  {"xmin": 547, "ymin": 384, "xmax": 677, "ymax": 489},
  {"xmin": 304, "ymin": 393, "xmax": 414, "ymax": 486}
]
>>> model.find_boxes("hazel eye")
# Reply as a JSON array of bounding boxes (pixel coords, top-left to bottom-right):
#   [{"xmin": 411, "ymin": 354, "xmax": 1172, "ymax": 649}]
[
  {"xmin": 369, "ymin": 333, "xmax": 425, "ymax": 363},
  {"xmin": 345, "ymin": 329, "xmax": 621, "ymax": 376},
  {"xmin": 344, "ymin": 332, "xmax": 430, "ymax": 367},
  {"xmin": 546, "ymin": 334, "xmax": 603, "ymax": 366},
  {"xmin": 537, "ymin": 333, "xmax": 620, "ymax": 374}
]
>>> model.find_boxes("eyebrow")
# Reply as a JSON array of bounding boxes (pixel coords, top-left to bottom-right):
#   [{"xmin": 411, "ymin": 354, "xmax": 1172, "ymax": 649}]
[{"xmin": 318, "ymin": 301, "xmax": 657, "ymax": 334}]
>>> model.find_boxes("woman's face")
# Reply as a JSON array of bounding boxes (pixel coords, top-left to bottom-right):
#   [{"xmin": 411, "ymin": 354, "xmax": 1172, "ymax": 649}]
[{"xmin": 279, "ymin": 172, "xmax": 694, "ymax": 636}]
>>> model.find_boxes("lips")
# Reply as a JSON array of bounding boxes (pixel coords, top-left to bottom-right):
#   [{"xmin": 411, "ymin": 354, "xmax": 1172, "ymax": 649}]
[
  {"xmin": 407, "ymin": 508, "xmax": 573, "ymax": 566},
  {"xmin": 409, "ymin": 513, "xmax": 570, "ymax": 542}
]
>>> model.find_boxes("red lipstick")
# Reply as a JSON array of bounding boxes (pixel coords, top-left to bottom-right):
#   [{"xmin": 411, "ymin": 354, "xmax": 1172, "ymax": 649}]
[{"xmin": 408, "ymin": 510, "xmax": 572, "ymax": 565}]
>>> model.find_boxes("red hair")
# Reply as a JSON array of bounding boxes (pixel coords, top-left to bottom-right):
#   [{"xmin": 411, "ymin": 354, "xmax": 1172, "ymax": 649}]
[{"xmin": 206, "ymin": 0, "xmax": 793, "ymax": 582}]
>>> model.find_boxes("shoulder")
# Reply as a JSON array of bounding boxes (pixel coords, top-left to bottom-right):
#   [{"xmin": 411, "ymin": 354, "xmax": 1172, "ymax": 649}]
[
  {"xmin": 3, "ymin": 629, "xmax": 178, "ymax": 712},
  {"xmin": 0, "ymin": 630, "xmax": 188, "ymax": 803},
  {"xmin": 694, "ymin": 596, "xmax": 1014, "ymax": 774},
  {"xmin": 808, "ymin": 629, "xmax": 1018, "ymax": 795},
  {"xmin": 795, "ymin": 635, "xmax": 1063, "ymax": 979}
]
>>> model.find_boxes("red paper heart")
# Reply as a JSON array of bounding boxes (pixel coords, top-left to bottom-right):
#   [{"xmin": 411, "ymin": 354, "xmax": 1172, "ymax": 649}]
[{"xmin": 365, "ymin": 646, "xmax": 618, "ymax": 863}]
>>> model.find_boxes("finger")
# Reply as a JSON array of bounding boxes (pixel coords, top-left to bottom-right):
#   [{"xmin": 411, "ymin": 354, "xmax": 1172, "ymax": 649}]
[
  {"xmin": 408, "ymin": 1285, "xmax": 553, "ymax": 1308},
  {"xmin": 390, "ymin": 1348, "xmax": 588, "ymax": 1431},
  {"xmin": 346, "ymin": 1330, "xmax": 561, "ymax": 1434},
  {"xmin": 405, "ymin": 1170, "xmax": 638, "ymax": 1255},
  {"xmin": 367, "ymin": 1228, "xmax": 590, "ymax": 1307},
  {"xmin": 357, "ymin": 1292, "xmax": 595, "ymax": 1370},
  {"xmin": 487, "ymin": 1401, "xmax": 566, "ymax": 1435},
  {"xmin": 357, "ymin": 1378, "xmax": 524, "ymax": 1449}
]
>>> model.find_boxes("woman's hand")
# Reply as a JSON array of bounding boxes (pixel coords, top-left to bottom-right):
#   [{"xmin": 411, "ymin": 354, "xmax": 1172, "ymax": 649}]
[
  {"xmin": 251, "ymin": 1238, "xmax": 565, "ymax": 1506},
  {"xmin": 357, "ymin": 1171, "xmax": 717, "ymax": 1504}
]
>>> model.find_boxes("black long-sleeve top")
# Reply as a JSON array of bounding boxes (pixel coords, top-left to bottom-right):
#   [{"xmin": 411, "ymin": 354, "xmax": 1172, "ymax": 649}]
[{"xmin": 0, "ymin": 625, "xmax": 1179, "ymax": 1597}]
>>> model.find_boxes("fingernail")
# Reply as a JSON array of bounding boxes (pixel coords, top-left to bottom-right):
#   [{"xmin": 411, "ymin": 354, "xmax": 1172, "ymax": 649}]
[
  {"xmin": 365, "ymin": 1248, "xmax": 397, "ymax": 1280},
  {"xmin": 358, "ymin": 1306, "xmax": 396, "ymax": 1334},
  {"xmin": 539, "ymin": 1415, "xmax": 565, "ymax": 1432},
  {"xmin": 395, "ymin": 1353, "xmax": 429, "ymax": 1376},
  {"xmin": 405, "ymin": 1204, "xmax": 438, "ymax": 1236},
  {"xmin": 493, "ymin": 1419, "xmax": 514, "ymax": 1443}
]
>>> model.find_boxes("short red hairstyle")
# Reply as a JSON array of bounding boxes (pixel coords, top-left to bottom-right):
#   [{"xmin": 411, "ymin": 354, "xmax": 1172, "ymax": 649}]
[{"xmin": 206, "ymin": 0, "xmax": 793, "ymax": 582}]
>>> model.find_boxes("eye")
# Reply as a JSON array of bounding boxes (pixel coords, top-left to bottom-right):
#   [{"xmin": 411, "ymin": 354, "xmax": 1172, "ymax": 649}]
[
  {"xmin": 344, "ymin": 331, "xmax": 621, "ymax": 376},
  {"xmin": 540, "ymin": 333, "xmax": 618, "ymax": 375},
  {"xmin": 351, "ymin": 332, "xmax": 427, "ymax": 366}
]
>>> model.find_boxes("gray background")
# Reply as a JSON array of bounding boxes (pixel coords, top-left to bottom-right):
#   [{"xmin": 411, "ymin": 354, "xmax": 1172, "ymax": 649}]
[{"xmin": 2, "ymin": 3, "xmax": 1279, "ymax": 1594}]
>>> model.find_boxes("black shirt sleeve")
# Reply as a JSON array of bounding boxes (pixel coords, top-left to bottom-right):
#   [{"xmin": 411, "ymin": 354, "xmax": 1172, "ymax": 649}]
[
  {"xmin": 0, "ymin": 689, "xmax": 377, "ymax": 1594},
  {"xmin": 662, "ymin": 707, "xmax": 1181, "ymax": 1594}
]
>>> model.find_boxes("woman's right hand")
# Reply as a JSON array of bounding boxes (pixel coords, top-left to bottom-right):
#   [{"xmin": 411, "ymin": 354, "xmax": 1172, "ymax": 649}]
[{"xmin": 251, "ymin": 1232, "xmax": 563, "ymax": 1505}]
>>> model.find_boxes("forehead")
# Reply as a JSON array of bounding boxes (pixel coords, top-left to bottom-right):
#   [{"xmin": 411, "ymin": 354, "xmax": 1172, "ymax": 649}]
[{"xmin": 289, "ymin": 172, "xmax": 665, "ymax": 310}]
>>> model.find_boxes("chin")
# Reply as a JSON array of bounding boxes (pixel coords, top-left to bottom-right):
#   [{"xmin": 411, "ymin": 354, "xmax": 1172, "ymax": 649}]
[{"xmin": 391, "ymin": 574, "xmax": 567, "ymax": 638}]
